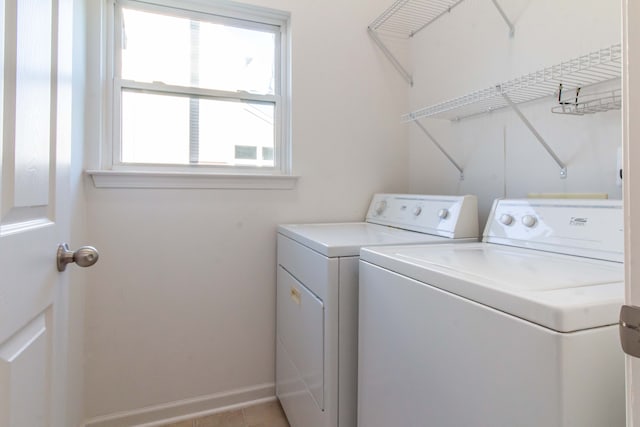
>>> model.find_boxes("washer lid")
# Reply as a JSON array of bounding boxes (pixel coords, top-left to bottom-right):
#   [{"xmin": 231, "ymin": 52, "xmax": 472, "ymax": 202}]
[
  {"xmin": 277, "ymin": 223, "xmax": 474, "ymax": 257},
  {"xmin": 360, "ymin": 243, "xmax": 623, "ymax": 332}
]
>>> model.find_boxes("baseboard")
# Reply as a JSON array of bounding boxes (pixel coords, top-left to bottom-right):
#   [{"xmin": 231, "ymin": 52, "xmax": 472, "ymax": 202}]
[{"xmin": 83, "ymin": 383, "xmax": 275, "ymax": 427}]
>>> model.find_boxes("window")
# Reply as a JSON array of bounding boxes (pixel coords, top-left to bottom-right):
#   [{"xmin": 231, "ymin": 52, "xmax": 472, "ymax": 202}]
[{"xmin": 105, "ymin": 0, "xmax": 290, "ymax": 178}]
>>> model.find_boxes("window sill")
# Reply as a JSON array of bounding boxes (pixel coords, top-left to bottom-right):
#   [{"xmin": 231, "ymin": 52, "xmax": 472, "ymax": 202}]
[{"xmin": 86, "ymin": 170, "xmax": 299, "ymax": 189}]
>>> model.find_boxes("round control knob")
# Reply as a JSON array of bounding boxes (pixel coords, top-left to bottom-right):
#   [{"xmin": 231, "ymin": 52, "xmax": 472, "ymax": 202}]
[
  {"xmin": 499, "ymin": 214, "xmax": 514, "ymax": 226},
  {"xmin": 374, "ymin": 200, "xmax": 387, "ymax": 216},
  {"xmin": 437, "ymin": 208, "xmax": 449, "ymax": 219},
  {"xmin": 413, "ymin": 206, "xmax": 423, "ymax": 216},
  {"xmin": 521, "ymin": 215, "xmax": 537, "ymax": 228}
]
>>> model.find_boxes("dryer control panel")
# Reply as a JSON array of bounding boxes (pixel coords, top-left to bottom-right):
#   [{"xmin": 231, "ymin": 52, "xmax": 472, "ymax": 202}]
[{"xmin": 365, "ymin": 194, "xmax": 479, "ymax": 239}]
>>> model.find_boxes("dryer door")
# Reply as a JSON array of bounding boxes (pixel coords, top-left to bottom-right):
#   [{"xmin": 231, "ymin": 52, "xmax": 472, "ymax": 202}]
[{"xmin": 277, "ymin": 266, "xmax": 325, "ymax": 410}]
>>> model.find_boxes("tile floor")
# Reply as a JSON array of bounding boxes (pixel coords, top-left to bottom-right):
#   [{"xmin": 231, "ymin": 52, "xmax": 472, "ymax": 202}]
[{"xmin": 162, "ymin": 400, "xmax": 290, "ymax": 427}]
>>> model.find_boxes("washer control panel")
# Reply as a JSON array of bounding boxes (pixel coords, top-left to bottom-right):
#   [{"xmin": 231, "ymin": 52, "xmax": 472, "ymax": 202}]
[
  {"xmin": 485, "ymin": 198, "xmax": 623, "ymax": 262},
  {"xmin": 365, "ymin": 194, "xmax": 479, "ymax": 238}
]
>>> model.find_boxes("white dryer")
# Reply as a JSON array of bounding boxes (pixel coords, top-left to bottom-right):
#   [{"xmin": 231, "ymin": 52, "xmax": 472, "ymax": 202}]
[
  {"xmin": 358, "ymin": 198, "xmax": 625, "ymax": 427},
  {"xmin": 276, "ymin": 194, "xmax": 479, "ymax": 427}
]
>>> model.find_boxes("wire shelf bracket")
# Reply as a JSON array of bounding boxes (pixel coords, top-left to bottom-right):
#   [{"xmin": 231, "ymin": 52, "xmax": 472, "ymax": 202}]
[
  {"xmin": 367, "ymin": 28, "xmax": 413, "ymax": 86},
  {"xmin": 413, "ymin": 120, "xmax": 465, "ymax": 180},
  {"xmin": 368, "ymin": 0, "xmax": 515, "ymax": 85},
  {"xmin": 502, "ymin": 92, "xmax": 567, "ymax": 179},
  {"xmin": 490, "ymin": 0, "xmax": 515, "ymax": 37}
]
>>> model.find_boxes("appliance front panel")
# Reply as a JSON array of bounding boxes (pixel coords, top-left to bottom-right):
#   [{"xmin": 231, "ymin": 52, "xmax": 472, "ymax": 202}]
[{"xmin": 357, "ymin": 262, "xmax": 624, "ymax": 427}]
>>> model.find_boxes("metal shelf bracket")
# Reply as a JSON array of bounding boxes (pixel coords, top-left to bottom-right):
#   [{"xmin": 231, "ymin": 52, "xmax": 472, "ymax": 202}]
[
  {"xmin": 413, "ymin": 120, "xmax": 464, "ymax": 180},
  {"xmin": 490, "ymin": 0, "xmax": 515, "ymax": 37},
  {"xmin": 501, "ymin": 92, "xmax": 567, "ymax": 179},
  {"xmin": 367, "ymin": 28, "xmax": 413, "ymax": 86}
]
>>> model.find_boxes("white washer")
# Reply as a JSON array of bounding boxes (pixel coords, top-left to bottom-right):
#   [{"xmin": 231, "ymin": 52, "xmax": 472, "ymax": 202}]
[
  {"xmin": 358, "ymin": 198, "xmax": 625, "ymax": 427},
  {"xmin": 276, "ymin": 194, "xmax": 479, "ymax": 427}
]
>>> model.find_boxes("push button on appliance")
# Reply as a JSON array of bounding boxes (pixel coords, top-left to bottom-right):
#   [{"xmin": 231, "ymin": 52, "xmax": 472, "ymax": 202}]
[
  {"xmin": 499, "ymin": 214, "xmax": 514, "ymax": 225},
  {"xmin": 521, "ymin": 215, "xmax": 537, "ymax": 228},
  {"xmin": 374, "ymin": 200, "xmax": 387, "ymax": 216}
]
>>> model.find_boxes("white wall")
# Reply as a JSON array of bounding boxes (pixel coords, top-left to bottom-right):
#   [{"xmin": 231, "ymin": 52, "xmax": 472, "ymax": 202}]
[
  {"xmin": 406, "ymin": 0, "xmax": 622, "ymax": 226},
  {"xmin": 82, "ymin": 0, "xmax": 623, "ymax": 422},
  {"xmin": 82, "ymin": 0, "xmax": 409, "ymax": 421}
]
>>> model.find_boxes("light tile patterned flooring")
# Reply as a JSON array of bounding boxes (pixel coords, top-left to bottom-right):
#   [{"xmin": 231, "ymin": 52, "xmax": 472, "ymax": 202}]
[{"xmin": 162, "ymin": 400, "xmax": 290, "ymax": 427}]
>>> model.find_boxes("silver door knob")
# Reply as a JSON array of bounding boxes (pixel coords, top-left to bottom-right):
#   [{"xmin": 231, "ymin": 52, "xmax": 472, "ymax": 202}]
[{"xmin": 57, "ymin": 243, "xmax": 99, "ymax": 272}]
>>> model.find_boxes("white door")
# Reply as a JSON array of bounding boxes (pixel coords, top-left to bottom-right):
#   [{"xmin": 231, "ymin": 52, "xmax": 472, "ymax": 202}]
[
  {"xmin": 624, "ymin": 1, "xmax": 640, "ymax": 425},
  {"xmin": 0, "ymin": 0, "xmax": 77, "ymax": 425}
]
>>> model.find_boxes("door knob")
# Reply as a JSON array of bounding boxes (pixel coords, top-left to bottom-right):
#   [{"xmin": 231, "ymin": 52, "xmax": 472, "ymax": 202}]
[{"xmin": 57, "ymin": 243, "xmax": 99, "ymax": 272}]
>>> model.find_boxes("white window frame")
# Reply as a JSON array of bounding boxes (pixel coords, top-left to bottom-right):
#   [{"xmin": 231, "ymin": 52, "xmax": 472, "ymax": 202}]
[{"xmin": 88, "ymin": 0, "xmax": 296, "ymax": 189}]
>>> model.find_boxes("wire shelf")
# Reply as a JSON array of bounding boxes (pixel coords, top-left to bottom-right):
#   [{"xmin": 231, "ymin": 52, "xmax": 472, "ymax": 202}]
[
  {"xmin": 369, "ymin": 0, "xmax": 467, "ymax": 38},
  {"xmin": 551, "ymin": 88, "xmax": 621, "ymax": 115},
  {"xmin": 402, "ymin": 44, "xmax": 622, "ymax": 122},
  {"xmin": 368, "ymin": 0, "xmax": 514, "ymax": 85}
]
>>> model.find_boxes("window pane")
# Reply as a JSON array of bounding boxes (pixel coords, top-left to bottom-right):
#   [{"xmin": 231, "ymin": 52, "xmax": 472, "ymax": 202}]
[
  {"xmin": 199, "ymin": 99, "xmax": 275, "ymax": 167},
  {"xmin": 121, "ymin": 90, "xmax": 275, "ymax": 167},
  {"xmin": 121, "ymin": 91, "xmax": 190, "ymax": 164},
  {"xmin": 121, "ymin": 7, "xmax": 276, "ymax": 95}
]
